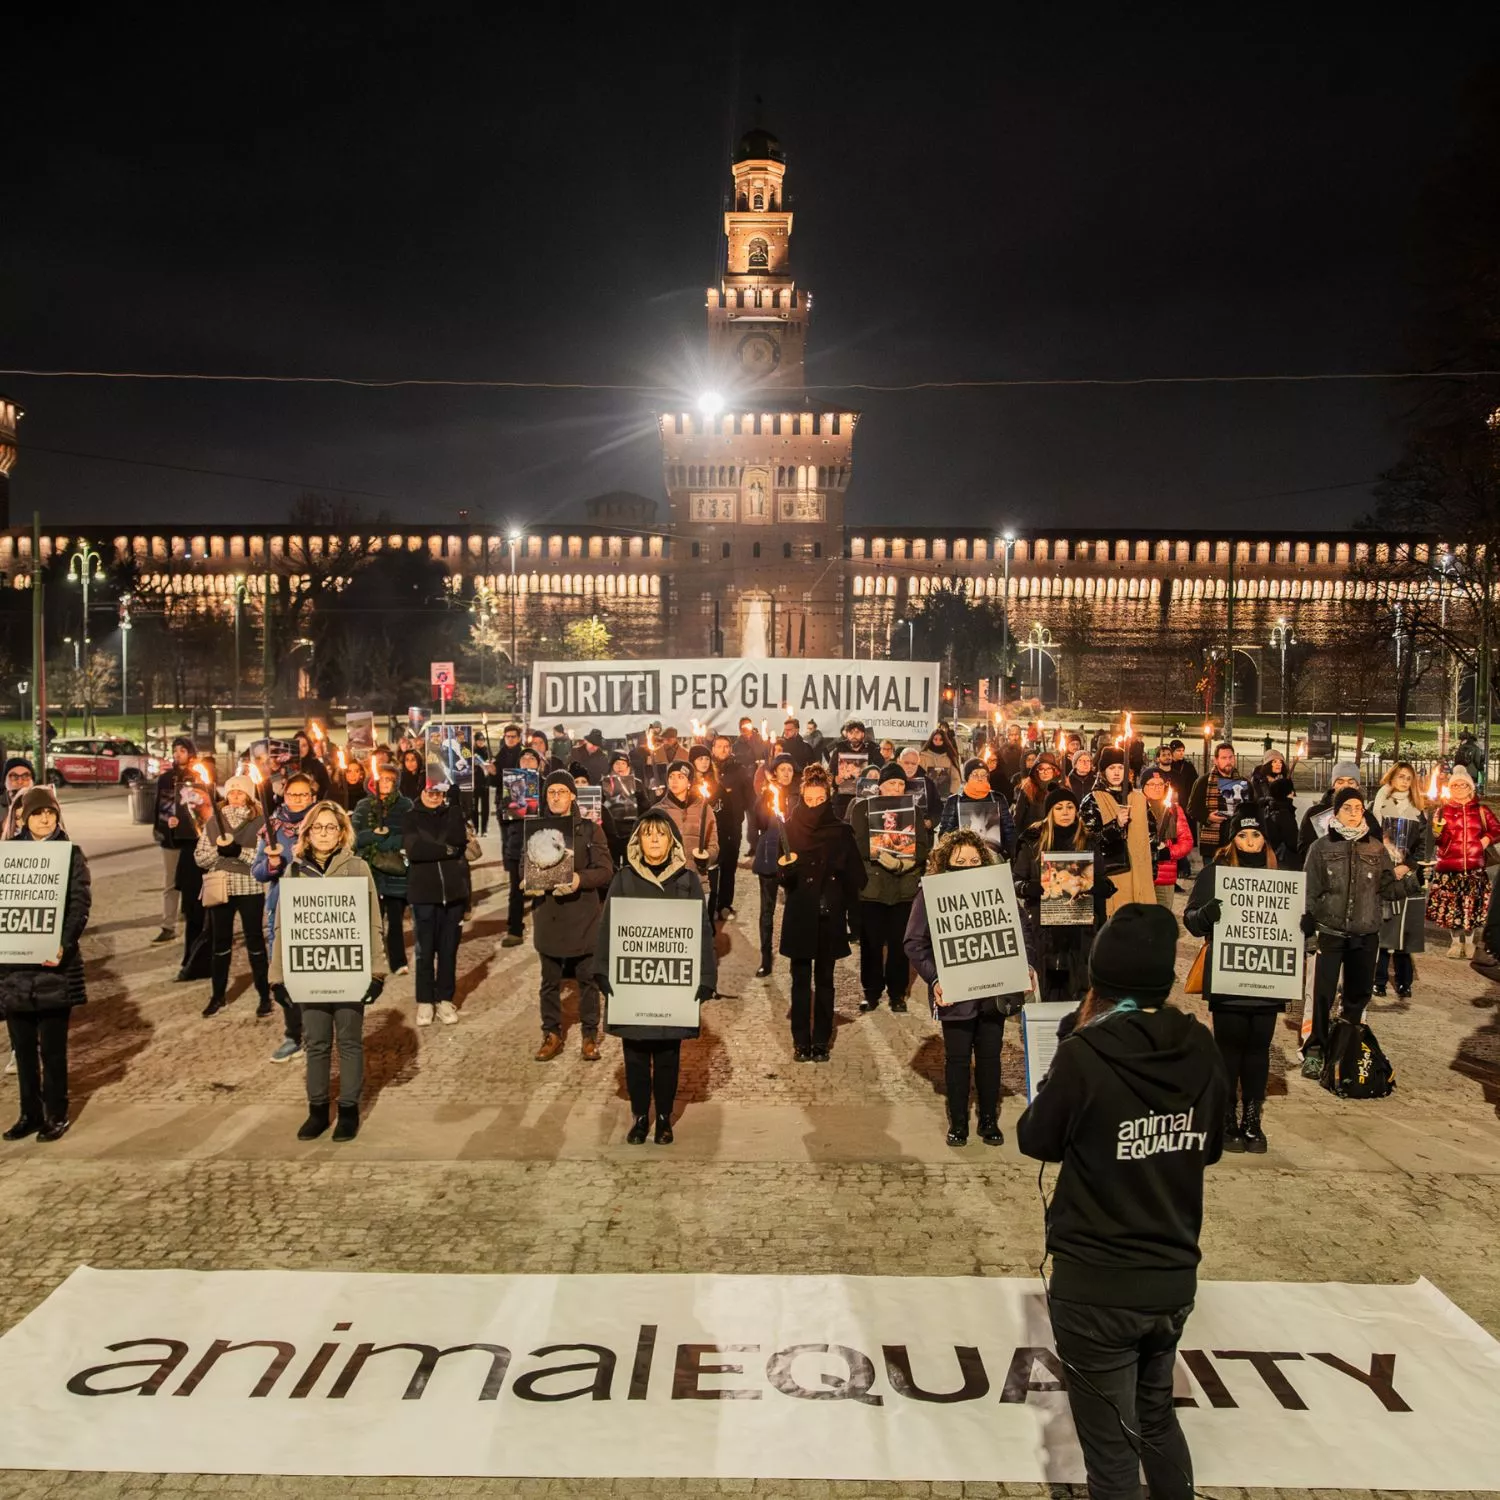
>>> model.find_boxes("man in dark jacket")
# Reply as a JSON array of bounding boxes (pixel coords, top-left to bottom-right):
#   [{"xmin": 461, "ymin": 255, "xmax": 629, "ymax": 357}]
[
  {"xmin": 1, "ymin": 756, "xmax": 36, "ymax": 840},
  {"xmin": 1293, "ymin": 761, "xmax": 1367, "ymax": 869},
  {"xmin": 151, "ymin": 736, "xmax": 198, "ymax": 945},
  {"xmin": 529, "ymin": 770, "xmax": 613, "ymax": 1062},
  {"xmin": 732, "ymin": 717, "xmax": 768, "ymax": 770},
  {"xmin": 1187, "ymin": 743, "xmax": 1248, "ymax": 859},
  {"xmin": 1165, "ymin": 740, "xmax": 1197, "ymax": 805},
  {"xmin": 778, "ymin": 717, "xmax": 815, "ymax": 773},
  {"xmin": 402, "ymin": 784, "xmax": 472, "ymax": 1026},
  {"xmin": 709, "ymin": 733, "xmax": 753, "ymax": 918},
  {"xmin": 1018, "ymin": 903, "xmax": 1226, "ymax": 1500},
  {"xmin": 570, "ymin": 728, "xmax": 611, "ymax": 787}
]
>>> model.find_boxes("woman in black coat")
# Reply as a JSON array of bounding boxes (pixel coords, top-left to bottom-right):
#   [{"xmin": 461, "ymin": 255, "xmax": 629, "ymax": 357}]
[
  {"xmin": 596, "ymin": 809, "xmax": 717, "ymax": 1145},
  {"xmin": 0, "ymin": 788, "xmax": 91, "ymax": 1142},
  {"xmin": 777, "ymin": 764, "xmax": 867, "ymax": 1061},
  {"xmin": 401, "ymin": 786, "xmax": 472, "ymax": 1026}
]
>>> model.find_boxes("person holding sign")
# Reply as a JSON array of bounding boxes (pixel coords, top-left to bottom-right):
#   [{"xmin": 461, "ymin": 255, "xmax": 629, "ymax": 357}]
[
  {"xmin": 778, "ymin": 765, "xmax": 866, "ymax": 1062},
  {"xmin": 499, "ymin": 747, "xmax": 544, "ymax": 948},
  {"xmin": 1182, "ymin": 811, "xmax": 1291, "ymax": 1152},
  {"xmin": 0, "ymin": 789, "xmax": 91, "ymax": 1143},
  {"xmin": 402, "ymin": 783, "xmax": 472, "ymax": 1027},
  {"xmin": 252, "ymin": 773, "xmax": 317, "ymax": 1064},
  {"xmin": 269, "ymin": 801, "xmax": 383, "ymax": 1143},
  {"xmin": 595, "ymin": 809, "xmax": 717, "ymax": 1144},
  {"xmin": 903, "ymin": 829, "xmax": 1020, "ymax": 1146},
  {"xmin": 1013, "ymin": 786, "xmax": 1107, "ymax": 1007},
  {"xmin": 529, "ymin": 771, "xmax": 613, "ymax": 1063},
  {"xmin": 937, "ymin": 759, "xmax": 1015, "ymax": 859},
  {"xmin": 193, "ymin": 774, "xmax": 272, "ymax": 1019},
  {"xmin": 748, "ymin": 754, "xmax": 799, "ymax": 978},
  {"xmin": 1371, "ymin": 762, "xmax": 1431, "ymax": 997},
  {"xmin": 351, "ymin": 761, "xmax": 414, "ymax": 976},
  {"xmin": 849, "ymin": 762, "xmax": 929, "ymax": 1013}
]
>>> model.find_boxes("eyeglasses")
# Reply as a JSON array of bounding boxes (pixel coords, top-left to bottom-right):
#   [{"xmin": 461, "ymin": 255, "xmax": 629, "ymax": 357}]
[{"xmin": 308, "ymin": 821, "xmax": 342, "ymax": 835}]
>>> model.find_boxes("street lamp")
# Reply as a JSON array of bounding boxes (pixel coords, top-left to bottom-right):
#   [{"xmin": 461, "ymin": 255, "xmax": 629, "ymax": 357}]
[
  {"xmin": 1025, "ymin": 621, "xmax": 1054, "ymax": 706},
  {"xmin": 118, "ymin": 596, "xmax": 133, "ymax": 719},
  {"xmin": 1269, "ymin": 616, "xmax": 1296, "ymax": 762},
  {"xmin": 66, "ymin": 543, "xmax": 102, "ymax": 733},
  {"xmin": 892, "ymin": 617, "xmax": 915, "ymax": 660},
  {"xmin": 998, "ymin": 531, "xmax": 1015, "ymax": 705},
  {"xmin": 507, "ymin": 529, "xmax": 523, "ymax": 714},
  {"xmin": 231, "ymin": 575, "xmax": 248, "ymax": 712},
  {"xmin": 1437, "ymin": 551, "xmax": 1456, "ymax": 759},
  {"xmin": 63, "ymin": 636, "xmax": 80, "ymax": 671}
]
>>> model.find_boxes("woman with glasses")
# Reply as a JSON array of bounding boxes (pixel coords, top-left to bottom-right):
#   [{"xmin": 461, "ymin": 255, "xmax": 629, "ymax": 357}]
[{"xmin": 269, "ymin": 800, "xmax": 383, "ymax": 1143}]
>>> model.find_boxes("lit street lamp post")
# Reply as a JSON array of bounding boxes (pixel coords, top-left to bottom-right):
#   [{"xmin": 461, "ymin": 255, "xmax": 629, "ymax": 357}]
[
  {"xmin": 119, "ymin": 596, "xmax": 132, "ymax": 719},
  {"xmin": 66, "ymin": 543, "xmax": 102, "ymax": 733},
  {"xmin": 999, "ymin": 531, "xmax": 1015, "ymax": 705},
  {"xmin": 231, "ymin": 576, "xmax": 248, "ymax": 711},
  {"xmin": 508, "ymin": 530, "xmax": 522, "ymax": 714},
  {"xmin": 1269, "ymin": 616, "xmax": 1296, "ymax": 762}
]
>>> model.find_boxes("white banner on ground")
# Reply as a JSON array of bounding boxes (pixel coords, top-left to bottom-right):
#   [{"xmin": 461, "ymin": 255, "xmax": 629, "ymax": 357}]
[
  {"xmin": 924, "ymin": 862, "xmax": 1030, "ymax": 1004},
  {"xmin": 1208, "ymin": 866, "xmax": 1305, "ymax": 1001},
  {"xmin": 280, "ymin": 879, "xmax": 372, "ymax": 1005},
  {"xmin": 0, "ymin": 842, "xmax": 72, "ymax": 963},
  {"xmin": 530, "ymin": 658, "xmax": 942, "ymax": 741},
  {"xmin": 606, "ymin": 895, "xmax": 701, "ymax": 1028},
  {"xmin": 0, "ymin": 1270, "xmax": 1497, "ymax": 1485}
]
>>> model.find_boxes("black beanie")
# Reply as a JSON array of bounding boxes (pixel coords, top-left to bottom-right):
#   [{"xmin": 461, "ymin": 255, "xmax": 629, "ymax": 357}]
[
  {"xmin": 1331, "ymin": 785, "xmax": 1366, "ymax": 817},
  {"xmin": 666, "ymin": 758, "xmax": 693, "ymax": 779},
  {"xmin": 1098, "ymin": 746, "xmax": 1126, "ymax": 772},
  {"xmin": 609, "ymin": 750, "xmax": 631, "ymax": 770},
  {"xmin": 961, "ymin": 758, "xmax": 989, "ymax": 780},
  {"xmin": 770, "ymin": 753, "xmax": 794, "ymax": 774},
  {"xmin": 543, "ymin": 769, "xmax": 577, "ymax": 796},
  {"xmin": 878, "ymin": 761, "xmax": 908, "ymax": 785},
  {"xmin": 1044, "ymin": 784, "xmax": 1079, "ymax": 814},
  {"xmin": 1, "ymin": 757, "xmax": 35, "ymax": 784},
  {"xmin": 1089, "ymin": 903, "xmax": 1179, "ymax": 1003}
]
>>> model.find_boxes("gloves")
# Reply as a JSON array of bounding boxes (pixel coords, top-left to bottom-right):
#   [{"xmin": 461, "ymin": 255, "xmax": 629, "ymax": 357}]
[
  {"xmin": 364, "ymin": 976, "xmax": 385, "ymax": 1005},
  {"xmin": 1200, "ymin": 897, "xmax": 1223, "ymax": 924},
  {"xmin": 1300, "ymin": 912, "xmax": 1319, "ymax": 938},
  {"xmin": 876, "ymin": 850, "xmax": 902, "ymax": 871},
  {"xmin": 597, "ymin": 976, "xmax": 612, "ymax": 996},
  {"xmin": 695, "ymin": 984, "xmax": 715, "ymax": 1002}
]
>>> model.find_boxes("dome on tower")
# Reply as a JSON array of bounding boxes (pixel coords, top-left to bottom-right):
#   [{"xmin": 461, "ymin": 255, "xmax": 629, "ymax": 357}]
[{"xmin": 734, "ymin": 127, "xmax": 785, "ymax": 164}]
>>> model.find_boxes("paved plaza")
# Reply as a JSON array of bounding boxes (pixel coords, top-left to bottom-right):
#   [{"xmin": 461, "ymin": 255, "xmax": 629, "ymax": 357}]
[{"xmin": 1, "ymin": 792, "xmax": 1498, "ymax": 1498}]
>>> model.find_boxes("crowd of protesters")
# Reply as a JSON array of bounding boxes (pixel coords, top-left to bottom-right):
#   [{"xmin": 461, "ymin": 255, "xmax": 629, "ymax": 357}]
[{"xmin": 0, "ymin": 706, "xmax": 1487, "ymax": 1157}]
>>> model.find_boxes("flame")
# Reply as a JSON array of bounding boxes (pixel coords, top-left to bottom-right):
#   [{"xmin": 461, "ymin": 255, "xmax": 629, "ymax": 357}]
[
  {"xmin": 1123, "ymin": 711, "xmax": 1133, "ymax": 741},
  {"xmin": 336, "ymin": 748, "xmax": 347, "ymax": 770},
  {"xmin": 248, "ymin": 764, "xmax": 263, "ymax": 786},
  {"xmin": 1164, "ymin": 787, "xmax": 1174, "ymax": 811},
  {"xmin": 760, "ymin": 719, "xmax": 768, "ymax": 740},
  {"xmin": 1294, "ymin": 739, "xmax": 1307, "ymax": 760},
  {"xmin": 646, "ymin": 729, "xmax": 655, "ymax": 753},
  {"xmin": 1427, "ymin": 764, "xmax": 1440, "ymax": 799},
  {"xmin": 1054, "ymin": 728, "xmax": 1064, "ymax": 754},
  {"xmin": 770, "ymin": 786, "xmax": 781, "ymax": 818},
  {"xmin": 699, "ymin": 782, "xmax": 710, "ymax": 801},
  {"xmin": 310, "ymin": 722, "xmax": 324, "ymax": 743},
  {"xmin": 1112, "ymin": 734, "xmax": 1124, "ymax": 750},
  {"xmin": 993, "ymin": 710, "xmax": 1001, "ymax": 729},
  {"xmin": 1202, "ymin": 721, "xmax": 1214, "ymax": 739},
  {"xmin": 190, "ymin": 761, "xmax": 211, "ymax": 787}
]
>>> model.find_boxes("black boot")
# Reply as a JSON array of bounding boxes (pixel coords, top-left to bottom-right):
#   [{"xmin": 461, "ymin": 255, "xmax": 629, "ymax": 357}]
[
  {"xmin": 946, "ymin": 1111, "xmax": 969, "ymax": 1147},
  {"xmin": 626, "ymin": 1114, "xmax": 650, "ymax": 1145},
  {"xmin": 202, "ymin": 995, "xmax": 227, "ymax": 1018},
  {"xmin": 1222, "ymin": 1098, "xmax": 1245, "ymax": 1152},
  {"xmin": 37, "ymin": 1116, "xmax": 71, "ymax": 1143},
  {"xmin": 2, "ymin": 1118, "xmax": 39, "ymax": 1142},
  {"xmin": 654, "ymin": 1114, "xmax": 674, "ymax": 1145},
  {"xmin": 977, "ymin": 1113, "xmax": 1003, "ymax": 1147},
  {"xmin": 755, "ymin": 956, "xmax": 772, "ymax": 978},
  {"xmin": 297, "ymin": 1103, "xmax": 331, "ymax": 1141},
  {"xmin": 255, "ymin": 992, "xmax": 274, "ymax": 1018},
  {"xmin": 1241, "ymin": 1098, "xmax": 1267, "ymax": 1154},
  {"xmin": 332, "ymin": 1104, "xmax": 360, "ymax": 1143}
]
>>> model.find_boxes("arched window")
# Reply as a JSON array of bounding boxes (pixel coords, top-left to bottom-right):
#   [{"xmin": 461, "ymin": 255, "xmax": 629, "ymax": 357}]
[
  {"xmin": 753, "ymin": 193, "xmax": 764, "ymax": 211},
  {"xmin": 748, "ymin": 237, "xmax": 769, "ymax": 269}
]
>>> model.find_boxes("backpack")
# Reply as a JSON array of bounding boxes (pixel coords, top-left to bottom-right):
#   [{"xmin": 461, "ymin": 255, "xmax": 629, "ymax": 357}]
[
  {"xmin": 751, "ymin": 822, "xmax": 784, "ymax": 878},
  {"xmin": 1320, "ymin": 1017, "xmax": 1396, "ymax": 1099}
]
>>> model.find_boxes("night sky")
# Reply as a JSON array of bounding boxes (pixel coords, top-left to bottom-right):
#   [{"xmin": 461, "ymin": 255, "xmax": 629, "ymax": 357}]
[{"xmin": 5, "ymin": 6, "xmax": 1498, "ymax": 533}]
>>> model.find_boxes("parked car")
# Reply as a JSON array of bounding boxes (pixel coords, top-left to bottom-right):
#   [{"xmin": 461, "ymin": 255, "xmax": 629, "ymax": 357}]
[{"xmin": 45, "ymin": 737, "xmax": 158, "ymax": 787}]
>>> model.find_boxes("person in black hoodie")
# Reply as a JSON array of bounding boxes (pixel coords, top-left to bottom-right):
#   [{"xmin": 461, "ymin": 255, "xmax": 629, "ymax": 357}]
[
  {"xmin": 1018, "ymin": 903, "xmax": 1226, "ymax": 1500},
  {"xmin": 709, "ymin": 733, "xmax": 753, "ymax": 918},
  {"xmin": 402, "ymin": 784, "xmax": 472, "ymax": 1027},
  {"xmin": 749, "ymin": 754, "xmax": 800, "ymax": 977},
  {"xmin": 778, "ymin": 765, "xmax": 867, "ymax": 1060}
]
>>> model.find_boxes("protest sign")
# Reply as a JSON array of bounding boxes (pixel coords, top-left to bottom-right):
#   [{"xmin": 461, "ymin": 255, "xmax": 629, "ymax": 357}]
[
  {"xmin": 522, "ymin": 817, "xmax": 575, "ymax": 892},
  {"xmin": 835, "ymin": 752, "xmax": 867, "ymax": 794},
  {"xmin": 956, "ymin": 797, "xmax": 1006, "ymax": 854},
  {"xmin": 0, "ymin": 843, "xmax": 72, "ymax": 964},
  {"xmin": 575, "ymin": 785, "xmax": 603, "ymax": 825},
  {"xmin": 425, "ymin": 724, "xmax": 473, "ymax": 791},
  {"xmin": 502, "ymin": 768, "xmax": 540, "ymax": 819},
  {"xmin": 923, "ymin": 862, "xmax": 1029, "ymax": 1005},
  {"xmin": 605, "ymin": 895, "xmax": 702, "ymax": 1028},
  {"xmin": 1022, "ymin": 1000, "xmax": 1075, "ymax": 1101},
  {"xmin": 1039, "ymin": 851, "xmax": 1095, "ymax": 925},
  {"xmin": 532, "ymin": 659, "xmax": 942, "ymax": 741},
  {"xmin": 866, "ymin": 796, "xmax": 916, "ymax": 861},
  {"xmin": 1381, "ymin": 816, "xmax": 1420, "ymax": 861},
  {"xmin": 344, "ymin": 712, "xmax": 375, "ymax": 760},
  {"xmin": 280, "ymin": 878, "xmax": 372, "ymax": 1005},
  {"xmin": 1208, "ymin": 866, "xmax": 1305, "ymax": 1001}
]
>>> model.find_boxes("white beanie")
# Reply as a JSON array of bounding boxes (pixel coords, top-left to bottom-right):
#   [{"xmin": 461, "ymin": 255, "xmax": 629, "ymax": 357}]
[{"xmin": 1447, "ymin": 766, "xmax": 1475, "ymax": 790}]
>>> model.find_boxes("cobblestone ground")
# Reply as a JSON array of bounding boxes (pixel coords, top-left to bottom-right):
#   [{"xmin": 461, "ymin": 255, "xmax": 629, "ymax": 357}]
[{"xmin": 1, "ymin": 844, "xmax": 1498, "ymax": 1499}]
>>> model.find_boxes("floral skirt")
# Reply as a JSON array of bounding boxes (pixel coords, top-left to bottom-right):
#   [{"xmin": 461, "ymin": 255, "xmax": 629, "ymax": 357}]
[{"xmin": 1426, "ymin": 869, "xmax": 1490, "ymax": 931}]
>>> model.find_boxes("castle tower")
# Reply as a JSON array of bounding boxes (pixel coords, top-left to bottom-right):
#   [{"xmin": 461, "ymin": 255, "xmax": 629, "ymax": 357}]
[
  {"xmin": 660, "ymin": 127, "xmax": 856, "ymax": 660},
  {"xmin": 0, "ymin": 395, "xmax": 20, "ymax": 532}
]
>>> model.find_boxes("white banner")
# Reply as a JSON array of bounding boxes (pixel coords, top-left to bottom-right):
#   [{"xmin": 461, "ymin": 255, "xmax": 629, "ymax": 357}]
[
  {"xmin": 530, "ymin": 658, "xmax": 942, "ymax": 741},
  {"xmin": 1209, "ymin": 866, "xmax": 1305, "ymax": 1001},
  {"xmin": 606, "ymin": 895, "xmax": 701, "ymax": 1027},
  {"xmin": 0, "ymin": 1269, "xmax": 1497, "ymax": 1485},
  {"xmin": 280, "ymin": 878, "xmax": 372, "ymax": 1005},
  {"xmin": 0, "ymin": 842, "xmax": 72, "ymax": 964},
  {"xmin": 924, "ymin": 862, "xmax": 1030, "ymax": 1004}
]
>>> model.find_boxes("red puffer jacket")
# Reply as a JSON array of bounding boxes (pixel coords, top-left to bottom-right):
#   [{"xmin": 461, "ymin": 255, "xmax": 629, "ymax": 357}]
[{"xmin": 1433, "ymin": 799, "xmax": 1500, "ymax": 873}]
